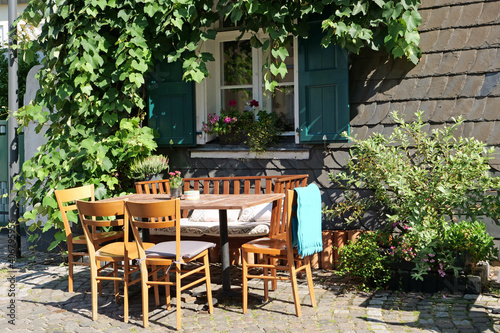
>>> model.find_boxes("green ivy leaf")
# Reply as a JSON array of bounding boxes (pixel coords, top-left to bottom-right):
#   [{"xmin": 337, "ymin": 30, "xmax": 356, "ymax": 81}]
[{"xmin": 402, "ymin": 9, "xmax": 422, "ymax": 31}]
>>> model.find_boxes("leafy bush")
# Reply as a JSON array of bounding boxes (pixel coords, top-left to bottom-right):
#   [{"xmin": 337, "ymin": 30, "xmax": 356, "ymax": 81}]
[
  {"xmin": 244, "ymin": 110, "xmax": 283, "ymax": 152},
  {"xmin": 337, "ymin": 231, "xmax": 392, "ymax": 290},
  {"xmin": 326, "ymin": 111, "xmax": 500, "ymax": 281},
  {"xmin": 443, "ymin": 220, "xmax": 498, "ymax": 264}
]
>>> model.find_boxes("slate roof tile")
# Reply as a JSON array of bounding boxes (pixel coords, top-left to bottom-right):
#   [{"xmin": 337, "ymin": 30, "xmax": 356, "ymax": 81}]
[
  {"xmin": 487, "ymin": 120, "xmax": 500, "ymax": 146},
  {"xmin": 413, "ymin": 77, "xmax": 433, "ymax": 100},
  {"xmin": 453, "ymin": 49, "xmax": 478, "ymax": 74},
  {"xmin": 466, "ymin": 25, "xmax": 491, "ymax": 49},
  {"xmin": 419, "ymin": 30, "xmax": 440, "ymax": 52},
  {"xmin": 479, "ymin": 2, "xmax": 500, "ymax": 25},
  {"xmin": 446, "ymin": 28, "xmax": 472, "ymax": 52},
  {"xmin": 420, "ymin": 0, "xmax": 472, "ymax": 9},
  {"xmin": 421, "ymin": 6, "xmax": 451, "ymax": 30},
  {"xmin": 480, "ymin": 72, "xmax": 500, "ymax": 97},
  {"xmin": 418, "ymin": 53, "xmax": 442, "ymax": 77},
  {"xmin": 461, "ymin": 121, "xmax": 475, "ymax": 138},
  {"xmin": 443, "ymin": 4, "xmax": 466, "ymax": 28},
  {"xmin": 483, "ymin": 97, "xmax": 500, "ymax": 121},
  {"xmin": 369, "ymin": 103, "xmax": 392, "ymax": 125},
  {"xmin": 438, "ymin": 51, "xmax": 460, "ymax": 76},
  {"xmin": 434, "ymin": 28, "xmax": 454, "ymax": 50},
  {"xmin": 350, "ymin": 104, "xmax": 373, "ymax": 126},
  {"xmin": 364, "ymin": 125, "xmax": 385, "ymax": 138},
  {"xmin": 419, "ymin": 101, "xmax": 439, "ymax": 121},
  {"xmin": 461, "ymin": 75, "xmax": 485, "ymax": 97},
  {"xmin": 456, "ymin": 3, "xmax": 484, "ymax": 27},
  {"xmin": 427, "ymin": 76, "xmax": 449, "ymax": 98},
  {"xmin": 351, "ymin": 125, "xmax": 368, "ymax": 141},
  {"xmin": 387, "ymin": 58, "xmax": 416, "ymax": 80},
  {"xmin": 430, "ymin": 100, "xmax": 459, "ymax": 123},
  {"xmin": 486, "ymin": 25, "xmax": 500, "ymax": 47},
  {"xmin": 471, "ymin": 48, "xmax": 498, "ymax": 73},
  {"xmin": 459, "ymin": 98, "xmax": 482, "ymax": 121},
  {"xmin": 441, "ymin": 75, "xmax": 467, "ymax": 98},
  {"xmin": 471, "ymin": 120, "xmax": 495, "ymax": 143},
  {"xmin": 380, "ymin": 78, "xmax": 416, "ymax": 102},
  {"xmin": 467, "ymin": 97, "xmax": 487, "ymax": 121}
]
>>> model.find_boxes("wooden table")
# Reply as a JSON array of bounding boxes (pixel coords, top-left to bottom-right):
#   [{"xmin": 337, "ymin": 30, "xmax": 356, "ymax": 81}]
[{"xmin": 105, "ymin": 193, "xmax": 285, "ymax": 293}]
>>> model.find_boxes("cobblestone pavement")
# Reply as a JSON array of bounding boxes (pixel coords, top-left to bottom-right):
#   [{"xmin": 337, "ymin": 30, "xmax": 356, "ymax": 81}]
[{"xmin": 1, "ymin": 232, "xmax": 500, "ymax": 332}]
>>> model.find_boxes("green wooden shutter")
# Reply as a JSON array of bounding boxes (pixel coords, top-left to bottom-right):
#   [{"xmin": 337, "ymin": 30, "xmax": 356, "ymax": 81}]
[
  {"xmin": 148, "ymin": 61, "xmax": 196, "ymax": 146},
  {"xmin": 298, "ymin": 21, "xmax": 349, "ymax": 143}
]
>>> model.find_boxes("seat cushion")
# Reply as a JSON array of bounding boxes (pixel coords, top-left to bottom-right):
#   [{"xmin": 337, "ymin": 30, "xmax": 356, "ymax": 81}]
[
  {"xmin": 149, "ymin": 218, "xmax": 218, "ymax": 237},
  {"xmin": 238, "ymin": 203, "xmax": 273, "ymax": 222},
  {"xmin": 146, "ymin": 240, "xmax": 216, "ymax": 259},
  {"xmin": 205, "ymin": 221, "xmax": 270, "ymax": 237},
  {"xmin": 190, "ymin": 209, "xmax": 240, "ymax": 222}
]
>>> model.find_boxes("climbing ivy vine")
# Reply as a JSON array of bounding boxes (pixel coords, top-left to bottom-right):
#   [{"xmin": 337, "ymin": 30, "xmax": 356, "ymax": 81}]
[{"xmin": 14, "ymin": 0, "xmax": 421, "ymax": 250}]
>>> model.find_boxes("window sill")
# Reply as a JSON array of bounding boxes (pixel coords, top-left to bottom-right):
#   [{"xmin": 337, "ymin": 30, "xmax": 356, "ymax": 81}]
[{"xmin": 189, "ymin": 144, "xmax": 310, "ymax": 160}]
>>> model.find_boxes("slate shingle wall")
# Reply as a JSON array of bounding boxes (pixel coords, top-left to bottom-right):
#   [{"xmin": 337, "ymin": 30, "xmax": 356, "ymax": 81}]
[
  {"xmin": 168, "ymin": 0, "xmax": 500, "ymax": 233},
  {"xmin": 349, "ymin": 0, "xmax": 500, "ymax": 171}
]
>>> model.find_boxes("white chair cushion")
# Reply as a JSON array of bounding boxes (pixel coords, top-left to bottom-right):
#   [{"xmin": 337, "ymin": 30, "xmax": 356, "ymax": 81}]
[
  {"xmin": 205, "ymin": 221, "xmax": 270, "ymax": 237},
  {"xmin": 190, "ymin": 209, "xmax": 240, "ymax": 222},
  {"xmin": 238, "ymin": 202, "xmax": 273, "ymax": 222}
]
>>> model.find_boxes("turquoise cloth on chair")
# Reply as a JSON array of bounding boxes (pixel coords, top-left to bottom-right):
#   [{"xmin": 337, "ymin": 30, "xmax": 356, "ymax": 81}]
[{"xmin": 292, "ymin": 183, "xmax": 323, "ymax": 257}]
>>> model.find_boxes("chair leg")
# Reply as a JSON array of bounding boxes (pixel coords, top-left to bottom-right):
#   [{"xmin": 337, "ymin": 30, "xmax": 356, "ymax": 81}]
[
  {"xmin": 263, "ymin": 255, "xmax": 269, "ymax": 302},
  {"xmin": 68, "ymin": 254, "xmax": 74, "ymax": 293},
  {"xmin": 90, "ymin": 265, "xmax": 99, "ymax": 320},
  {"xmin": 271, "ymin": 257, "xmax": 278, "ymax": 291},
  {"xmin": 165, "ymin": 268, "xmax": 171, "ymax": 310},
  {"xmin": 113, "ymin": 262, "xmax": 119, "ymax": 304},
  {"xmin": 141, "ymin": 273, "xmax": 149, "ymax": 328},
  {"xmin": 242, "ymin": 250, "xmax": 248, "ymax": 314},
  {"xmin": 96, "ymin": 259, "xmax": 102, "ymax": 297},
  {"xmin": 176, "ymin": 263, "xmax": 182, "ymax": 331},
  {"xmin": 305, "ymin": 262, "xmax": 316, "ymax": 307},
  {"xmin": 152, "ymin": 264, "xmax": 160, "ymax": 306},
  {"xmin": 123, "ymin": 261, "xmax": 129, "ymax": 323},
  {"xmin": 203, "ymin": 252, "xmax": 214, "ymax": 314},
  {"xmin": 289, "ymin": 262, "xmax": 302, "ymax": 317}
]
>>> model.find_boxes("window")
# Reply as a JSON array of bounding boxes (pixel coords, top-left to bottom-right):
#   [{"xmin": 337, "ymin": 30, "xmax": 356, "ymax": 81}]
[
  {"xmin": 216, "ymin": 32, "xmax": 297, "ymax": 136},
  {"xmin": 149, "ymin": 21, "xmax": 349, "ymax": 148}
]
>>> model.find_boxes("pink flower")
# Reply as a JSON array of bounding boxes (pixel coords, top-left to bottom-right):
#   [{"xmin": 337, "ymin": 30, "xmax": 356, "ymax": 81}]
[
  {"xmin": 249, "ymin": 99, "xmax": 259, "ymax": 107},
  {"xmin": 228, "ymin": 100, "xmax": 237, "ymax": 107},
  {"xmin": 224, "ymin": 117, "xmax": 232, "ymax": 124}
]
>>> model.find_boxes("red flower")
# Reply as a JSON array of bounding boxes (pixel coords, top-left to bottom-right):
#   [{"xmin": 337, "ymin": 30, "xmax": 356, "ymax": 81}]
[
  {"xmin": 249, "ymin": 99, "xmax": 259, "ymax": 107},
  {"xmin": 228, "ymin": 100, "xmax": 237, "ymax": 107}
]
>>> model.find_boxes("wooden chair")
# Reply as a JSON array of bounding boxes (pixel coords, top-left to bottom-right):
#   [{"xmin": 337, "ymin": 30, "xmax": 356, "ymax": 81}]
[
  {"xmin": 54, "ymin": 184, "xmax": 124, "ymax": 292},
  {"xmin": 135, "ymin": 179, "xmax": 170, "ymax": 194},
  {"xmin": 125, "ymin": 199, "xmax": 215, "ymax": 330},
  {"xmin": 241, "ymin": 189, "xmax": 317, "ymax": 316},
  {"xmin": 76, "ymin": 199, "xmax": 155, "ymax": 323}
]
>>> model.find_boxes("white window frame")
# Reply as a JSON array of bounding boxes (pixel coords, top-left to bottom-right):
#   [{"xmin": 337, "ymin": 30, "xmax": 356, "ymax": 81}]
[{"xmin": 195, "ymin": 30, "xmax": 299, "ymax": 145}]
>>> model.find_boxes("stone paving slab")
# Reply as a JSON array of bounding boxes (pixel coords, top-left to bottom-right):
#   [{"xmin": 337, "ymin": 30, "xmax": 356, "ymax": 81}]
[{"xmin": 1, "ymin": 233, "xmax": 500, "ymax": 332}]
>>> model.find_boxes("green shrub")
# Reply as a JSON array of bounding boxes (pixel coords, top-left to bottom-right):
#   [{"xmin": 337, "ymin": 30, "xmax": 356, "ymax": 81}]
[
  {"xmin": 326, "ymin": 111, "xmax": 500, "ymax": 281},
  {"xmin": 337, "ymin": 231, "xmax": 391, "ymax": 290}
]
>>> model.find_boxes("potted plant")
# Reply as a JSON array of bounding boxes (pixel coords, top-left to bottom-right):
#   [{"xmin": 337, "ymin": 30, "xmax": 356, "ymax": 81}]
[
  {"xmin": 129, "ymin": 154, "xmax": 169, "ymax": 181},
  {"xmin": 202, "ymin": 99, "xmax": 282, "ymax": 151},
  {"xmin": 202, "ymin": 100, "xmax": 241, "ymax": 144},
  {"xmin": 168, "ymin": 170, "xmax": 183, "ymax": 198}
]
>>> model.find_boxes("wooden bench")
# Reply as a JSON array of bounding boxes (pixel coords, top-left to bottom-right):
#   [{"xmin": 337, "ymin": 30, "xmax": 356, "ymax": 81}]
[{"xmin": 135, "ymin": 174, "xmax": 309, "ymax": 264}]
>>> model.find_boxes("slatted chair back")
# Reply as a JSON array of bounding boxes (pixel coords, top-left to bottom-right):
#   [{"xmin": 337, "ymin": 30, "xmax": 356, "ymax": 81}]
[{"xmin": 134, "ymin": 179, "xmax": 170, "ymax": 195}]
